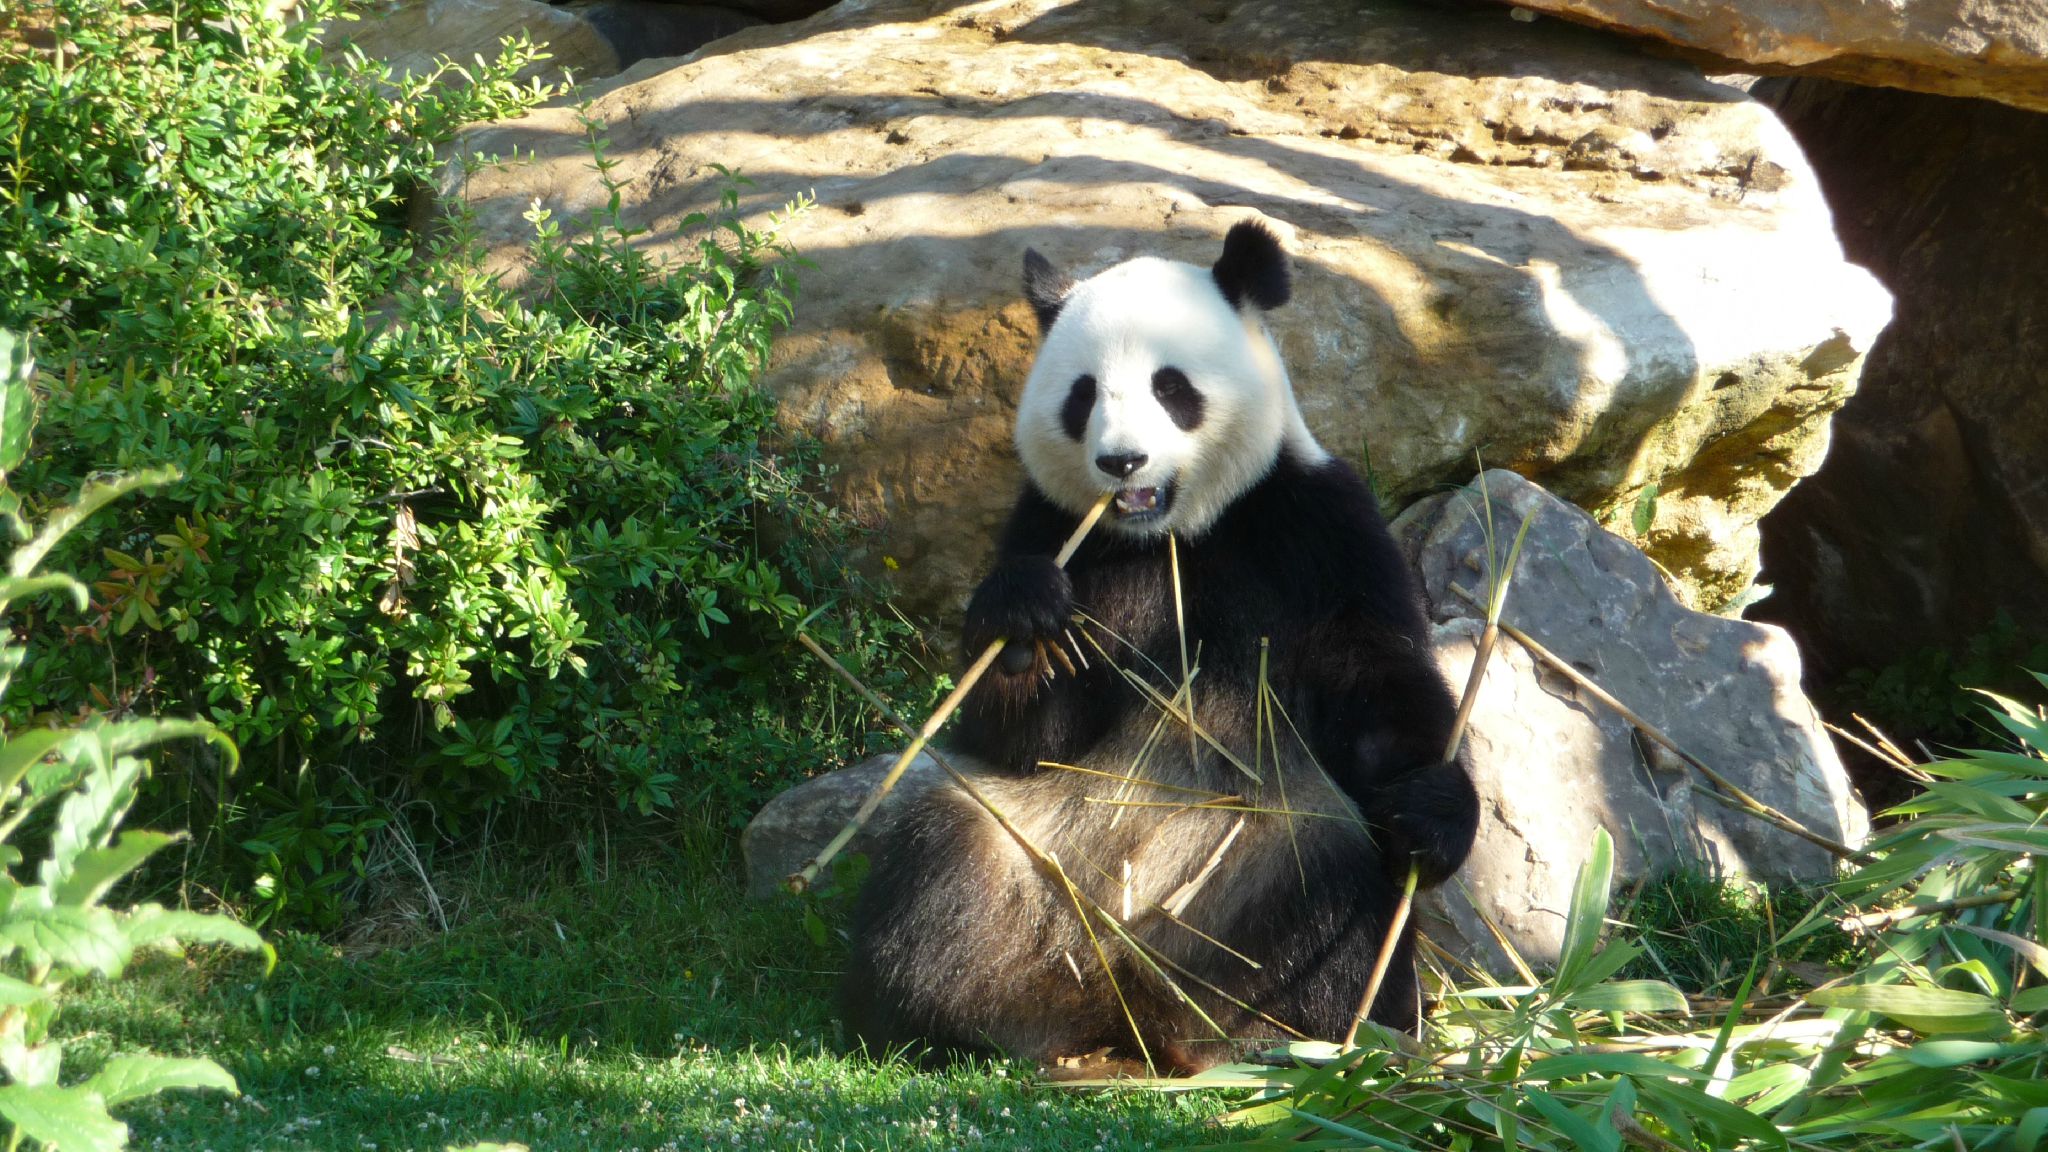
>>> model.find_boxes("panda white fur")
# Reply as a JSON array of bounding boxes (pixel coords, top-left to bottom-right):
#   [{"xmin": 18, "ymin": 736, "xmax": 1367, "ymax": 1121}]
[{"xmin": 843, "ymin": 222, "xmax": 1479, "ymax": 1073}]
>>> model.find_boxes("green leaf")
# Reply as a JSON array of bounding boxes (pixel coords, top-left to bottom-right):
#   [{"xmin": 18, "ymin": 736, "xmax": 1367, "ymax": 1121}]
[
  {"xmin": 1954, "ymin": 923, "xmax": 2048, "ymax": 982},
  {"xmin": 85, "ymin": 1053, "xmax": 237, "ymax": 1107},
  {"xmin": 1630, "ymin": 482, "xmax": 1659, "ymax": 537},
  {"xmin": 1522, "ymin": 1087, "xmax": 1619, "ymax": 1152},
  {"xmin": 1635, "ymin": 1078, "xmax": 1789, "ymax": 1150},
  {"xmin": 2017, "ymin": 1108, "xmax": 2048, "ymax": 1152},
  {"xmin": 1936, "ymin": 823, "xmax": 2048, "ymax": 855},
  {"xmin": 97, "ymin": 716, "xmax": 239, "ymax": 777},
  {"xmin": 0, "ymin": 973, "xmax": 47, "ymax": 1006},
  {"xmin": 1520, "ymin": 1051, "xmax": 1706, "ymax": 1082},
  {"xmin": 122, "ymin": 905, "xmax": 267, "ymax": 960},
  {"xmin": 1553, "ymin": 828, "xmax": 1615, "ymax": 992},
  {"xmin": 0, "ymin": 1083, "xmax": 125, "ymax": 1152},
  {"xmin": 0, "ymin": 905, "xmax": 131, "ymax": 976},
  {"xmin": 1807, "ymin": 984, "xmax": 2008, "ymax": 1035},
  {"xmin": 2011, "ymin": 985, "xmax": 2048, "ymax": 1013},
  {"xmin": 1559, "ymin": 980, "xmax": 1689, "ymax": 1014},
  {"xmin": 0, "ymin": 330, "xmax": 33, "ymax": 477},
  {"xmin": 53, "ymin": 831, "xmax": 181, "ymax": 908},
  {"xmin": 1897, "ymin": 1039, "xmax": 2038, "ymax": 1067},
  {"xmin": 0, "ymin": 729, "xmax": 81, "ymax": 803},
  {"xmin": 9, "ymin": 467, "xmax": 180, "ymax": 581}
]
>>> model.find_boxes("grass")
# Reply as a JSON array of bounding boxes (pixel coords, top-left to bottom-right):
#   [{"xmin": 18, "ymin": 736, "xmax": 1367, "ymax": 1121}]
[
  {"xmin": 59, "ymin": 827, "xmax": 1223, "ymax": 1151},
  {"xmin": 1612, "ymin": 869, "xmax": 1851, "ymax": 997}
]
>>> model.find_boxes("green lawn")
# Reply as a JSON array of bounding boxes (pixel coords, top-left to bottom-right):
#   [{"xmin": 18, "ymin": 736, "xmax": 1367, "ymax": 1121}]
[{"xmin": 61, "ymin": 833, "xmax": 1224, "ymax": 1151}]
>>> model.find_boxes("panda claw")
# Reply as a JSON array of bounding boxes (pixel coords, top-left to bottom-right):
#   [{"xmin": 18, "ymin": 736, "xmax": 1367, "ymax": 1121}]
[{"xmin": 1047, "ymin": 635, "xmax": 1079, "ymax": 678}]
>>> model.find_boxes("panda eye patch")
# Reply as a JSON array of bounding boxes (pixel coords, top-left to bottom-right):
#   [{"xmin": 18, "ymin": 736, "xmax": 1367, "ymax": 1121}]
[
  {"xmin": 1151, "ymin": 367, "xmax": 1205, "ymax": 431},
  {"xmin": 1060, "ymin": 374, "xmax": 1097, "ymax": 441}
]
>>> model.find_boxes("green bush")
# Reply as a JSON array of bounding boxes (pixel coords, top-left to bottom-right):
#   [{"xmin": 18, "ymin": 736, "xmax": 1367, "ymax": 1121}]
[
  {"xmin": 0, "ymin": 331, "xmax": 268, "ymax": 1152},
  {"xmin": 1, "ymin": 0, "xmax": 928, "ymax": 927}
]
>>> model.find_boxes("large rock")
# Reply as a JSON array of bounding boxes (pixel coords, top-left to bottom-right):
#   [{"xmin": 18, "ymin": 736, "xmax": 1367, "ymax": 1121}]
[
  {"xmin": 741, "ymin": 751, "xmax": 943, "ymax": 899},
  {"xmin": 328, "ymin": 0, "xmax": 764, "ymax": 84},
  {"xmin": 449, "ymin": 0, "xmax": 1890, "ymax": 617},
  {"xmin": 1500, "ymin": 0, "xmax": 2048, "ymax": 114},
  {"xmin": 745, "ymin": 472, "xmax": 1867, "ymax": 969},
  {"xmin": 1749, "ymin": 79, "xmax": 2048, "ymax": 798},
  {"xmin": 1393, "ymin": 470, "xmax": 1866, "ymax": 968},
  {"xmin": 326, "ymin": 0, "xmax": 621, "ymax": 86}
]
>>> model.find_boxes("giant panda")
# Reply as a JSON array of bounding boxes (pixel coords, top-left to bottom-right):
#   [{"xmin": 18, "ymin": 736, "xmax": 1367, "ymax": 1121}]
[{"xmin": 842, "ymin": 221, "xmax": 1479, "ymax": 1073}]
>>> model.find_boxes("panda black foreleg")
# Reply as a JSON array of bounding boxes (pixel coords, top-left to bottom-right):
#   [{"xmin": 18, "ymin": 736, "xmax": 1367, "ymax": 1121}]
[
  {"xmin": 1370, "ymin": 756, "xmax": 1480, "ymax": 886},
  {"xmin": 963, "ymin": 554, "xmax": 1075, "ymax": 678},
  {"xmin": 1320, "ymin": 635, "xmax": 1480, "ymax": 887}
]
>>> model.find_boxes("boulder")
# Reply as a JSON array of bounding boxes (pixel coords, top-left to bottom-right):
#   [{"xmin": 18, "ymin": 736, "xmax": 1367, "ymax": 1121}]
[
  {"xmin": 1393, "ymin": 470, "xmax": 1866, "ymax": 968},
  {"xmin": 741, "ymin": 751, "xmax": 944, "ymax": 898},
  {"xmin": 328, "ymin": 0, "xmax": 765, "ymax": 85},
  {"xmin": 743, "ymin": 471, "xmax": 1868, "ymax": 970},
  {"xmin": 325, "ymin": 0, "xmax": 621, "ymax": 86},
  {"xmin": 1498, "ymin": 0, "xmax": 2048, "ymax": 115},
  {"xmin": 449, "ymin": 0, "xmax": 1890, "ymax": 617},
  {"xmin": 1750, "ymin": 79, "xmax": 2048, "ymax": 785}
]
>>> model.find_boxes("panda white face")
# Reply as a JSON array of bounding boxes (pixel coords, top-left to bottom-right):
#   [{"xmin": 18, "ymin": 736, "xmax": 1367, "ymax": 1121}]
[{"xmin": 1014, "ymin": 223, "xmax": 1327, "ymax": 539}]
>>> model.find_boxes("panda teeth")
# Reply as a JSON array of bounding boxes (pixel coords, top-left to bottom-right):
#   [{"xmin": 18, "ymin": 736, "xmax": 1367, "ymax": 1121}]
[{"xmin": 1114, "ymin": 487, "xmax": 1162, "ymax": 515}]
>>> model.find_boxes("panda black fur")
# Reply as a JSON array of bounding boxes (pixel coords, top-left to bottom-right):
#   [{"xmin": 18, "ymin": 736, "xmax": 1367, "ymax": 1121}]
[{"xmin": 843, "ymin": 222, "xmax": 1479, "ymax": 1073}]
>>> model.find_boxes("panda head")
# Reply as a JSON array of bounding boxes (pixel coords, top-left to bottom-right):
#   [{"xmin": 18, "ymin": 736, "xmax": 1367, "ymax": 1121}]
[{"xmin": 1014, "ymin": 221, "xmax": 1327, "ymax": 539}]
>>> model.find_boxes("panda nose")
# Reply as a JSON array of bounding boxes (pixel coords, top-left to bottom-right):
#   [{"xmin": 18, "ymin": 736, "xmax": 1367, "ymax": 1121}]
[{"xmin": 1095, "ymin": 452, "xmax": 1148, "ymax": 479}]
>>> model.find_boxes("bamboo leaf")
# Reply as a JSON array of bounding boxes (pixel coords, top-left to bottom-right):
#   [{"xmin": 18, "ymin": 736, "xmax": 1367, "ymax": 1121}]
[
  {"xmin": 1553, "ymin": 828, "xmax": 1615, "ymax": 992},
  {"xmin": 1559, "ymin": 980, "xmax": 1688, "ymax": 1015},
  {"xmin": 1953, "ymin": 923, "xmax": 2048, "ymax": 982},
  {"xmin": 1807, "ymin": 984, "xmax": 2008, "ymax": 1035},
  {"xmin": 1636, "ymin": 1078, "xmax": 1789, "ymax": 1150}
]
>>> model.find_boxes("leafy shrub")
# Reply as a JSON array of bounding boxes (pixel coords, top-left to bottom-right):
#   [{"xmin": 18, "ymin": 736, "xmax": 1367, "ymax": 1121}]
[
  {"xmin": 1, "ymin": 0, "xmax": 928, "ymax": 927},
  {"xmin": 0, "ymin": 331, "xmax": 268, "ymax": 1151}
]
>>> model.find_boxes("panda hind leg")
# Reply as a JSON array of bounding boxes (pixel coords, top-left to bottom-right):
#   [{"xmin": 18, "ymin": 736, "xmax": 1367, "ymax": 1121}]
[{"xmin": 842, "ymin": 782, "xmax": 1136, "ymax": 1066}]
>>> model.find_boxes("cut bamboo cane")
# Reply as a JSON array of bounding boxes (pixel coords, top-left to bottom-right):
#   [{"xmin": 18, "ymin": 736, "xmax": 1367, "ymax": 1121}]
[
  {"xmin": 1343, "ymin": 488, "xmax": 1532, "ymax": 1048},
  {"xmin": 786, "ymin": 493, "xmax": 1113, "ymax": 894}
]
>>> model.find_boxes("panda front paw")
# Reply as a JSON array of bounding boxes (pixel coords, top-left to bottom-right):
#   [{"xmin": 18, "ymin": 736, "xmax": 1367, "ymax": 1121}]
[
  {"xmin": 963, "ymin": 556, "xmax": 1077, "ymax": 677},
  {"xmin": 1374, "ymin": 761, "xmax": 1480, "ymax": 888}
]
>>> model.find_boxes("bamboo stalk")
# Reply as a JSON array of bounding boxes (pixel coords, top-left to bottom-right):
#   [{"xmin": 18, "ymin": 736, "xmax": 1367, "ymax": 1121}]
[
  {"xmin": 1836, "ymin": 889, "xmax": 2021, "ymax": 936},
  {"xmin": 1343, "ymin": 865, "xmax": 1420, "ymax": 1048},
  {"xmin": 1343, "ymin": 489, "xmax": 1532, "ymax": 1048},
  {"xmin": 786, "ymin": 492, "xmax": 1113, "ymax": 893}
]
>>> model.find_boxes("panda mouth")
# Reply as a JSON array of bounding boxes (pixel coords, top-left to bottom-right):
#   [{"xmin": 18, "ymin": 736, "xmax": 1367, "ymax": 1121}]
[{"xmin": 1112, "ymin": 483, "xmax": 1173, "ymax": 521}]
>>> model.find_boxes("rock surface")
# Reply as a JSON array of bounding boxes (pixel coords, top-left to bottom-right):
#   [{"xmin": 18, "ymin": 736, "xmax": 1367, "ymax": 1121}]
[
  {"xmin": 1393, "ymin": 470, "xmax": 1866, "ymax": 968},
  {"xmin": 1501, "ymin": 0, "xmax": 2048, "ymax": 114},
  {"xmin": 1750, "ymin": 78, "xmax": 2048, "ymax": 777},
  {"xmin": 742, "ymin": 751, "xmax": 944, "ymax": 898},
  {"xmin": 329, "ymin": 0, "xmax": 765, "ymax": 84},
  {"xmin": 743, "ymin": 472, "xmax": 1868, "ymax": 969},
  {"xmin": 326, "ymin": 0, "xmax": 621, "ymax": 85},
  {"xmin": 449, "ymin": 0, "xmax": 1890, "ymax": 617}
]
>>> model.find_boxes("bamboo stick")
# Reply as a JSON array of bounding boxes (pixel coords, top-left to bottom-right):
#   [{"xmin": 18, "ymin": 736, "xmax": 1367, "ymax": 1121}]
[{"xmin": 786, "ymin": 492, "xmax": 1113, "ymax": 893}]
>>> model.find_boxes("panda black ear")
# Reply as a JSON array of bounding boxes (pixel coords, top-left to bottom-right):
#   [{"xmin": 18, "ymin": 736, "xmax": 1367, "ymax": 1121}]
[
  {"xmin": 1022, "ymin": 248, "xmax": 1074, "ymax": 335},
  {"xmin": 1212, "ymin": 220, "xmax": 1291, "ymax": 311}
]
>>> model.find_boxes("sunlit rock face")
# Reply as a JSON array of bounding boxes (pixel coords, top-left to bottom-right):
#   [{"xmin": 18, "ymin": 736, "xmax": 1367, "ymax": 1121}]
[
  {"xmin": 449, "ymin": 0, "xmax": 1890, "ymax": 616},
  {"xmin": 1496, "ymin": 0, "xmax": 2048, "ymax": 114},
  {"xmin": 1394, "ymin": 471, "xmax": 1866, "ymax": 968}
]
